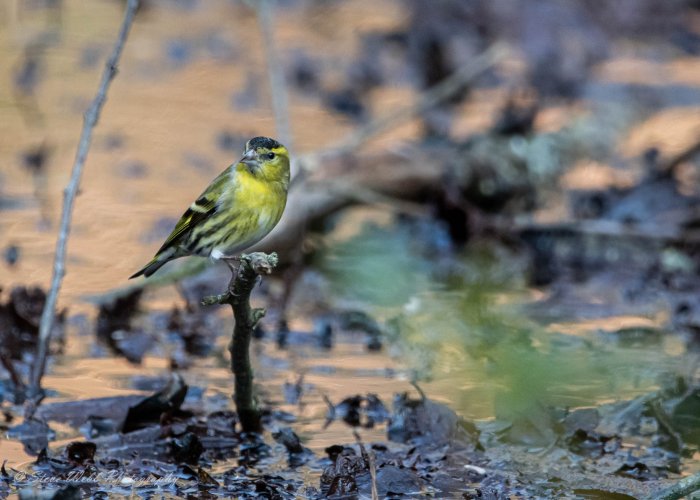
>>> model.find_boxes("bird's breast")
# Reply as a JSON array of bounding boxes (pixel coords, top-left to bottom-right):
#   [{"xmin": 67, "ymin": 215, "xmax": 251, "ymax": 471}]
[{"xmin": 209, "ymin": 172, "xmax": 286, "ymax": 256}]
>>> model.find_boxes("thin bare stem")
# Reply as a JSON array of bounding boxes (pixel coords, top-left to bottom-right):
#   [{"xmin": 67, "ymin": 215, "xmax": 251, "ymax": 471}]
[
  {"xmin": 29, "ymin": 0, "xmax": 140, "ymax": 399},
  {"xmin": 354, "ymin": 431, "xmax": 379, "ymax": 500},
  {"xmin": 257, "ymin": 0, "xmax": 293, "ymax": 154}
]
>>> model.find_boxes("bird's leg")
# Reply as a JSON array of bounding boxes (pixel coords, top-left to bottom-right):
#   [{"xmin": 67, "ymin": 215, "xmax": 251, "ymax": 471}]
[
  {"xmin": 222, "ymin": 255, "xmax": 240, "ymax": 271},
  {"xmin": 222, "ymin": 255, "xmax": 241, "ymax": 293}
]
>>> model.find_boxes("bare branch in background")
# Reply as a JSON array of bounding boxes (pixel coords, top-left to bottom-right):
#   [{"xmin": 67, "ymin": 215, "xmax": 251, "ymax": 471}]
[
  {"xmin": 299, "ymin": 43, "xmax": 509, "ymax": 174},
  {"xmin": 29, "ymin": 0, "xmax": 140, "ymax": 402},
  {"xmin": 257, "ymin": 0, "xmax": 293, "ymax": 157}
]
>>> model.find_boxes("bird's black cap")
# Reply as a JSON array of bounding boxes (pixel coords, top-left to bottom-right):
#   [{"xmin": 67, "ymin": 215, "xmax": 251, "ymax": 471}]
[{"xmin": 247, "ymin": 136, "xmax": 282, "ymax": 150}]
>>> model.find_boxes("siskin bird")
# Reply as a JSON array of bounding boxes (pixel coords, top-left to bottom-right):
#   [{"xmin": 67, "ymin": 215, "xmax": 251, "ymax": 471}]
[{"xmin": 130, "ymin": 136, "xmax": 290, "ymax": 279}]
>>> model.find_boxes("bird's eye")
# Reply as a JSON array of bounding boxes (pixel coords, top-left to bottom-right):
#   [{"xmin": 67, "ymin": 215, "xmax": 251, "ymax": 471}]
[{"xmin": 265, "ymin": 152, "xmax": 276, "ymax": 160}]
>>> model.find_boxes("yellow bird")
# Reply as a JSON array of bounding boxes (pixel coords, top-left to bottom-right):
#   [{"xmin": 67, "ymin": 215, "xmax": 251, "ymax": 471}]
[{"xmin": 130, "ymin": 136, "xmax": 290, "ymax": 279}]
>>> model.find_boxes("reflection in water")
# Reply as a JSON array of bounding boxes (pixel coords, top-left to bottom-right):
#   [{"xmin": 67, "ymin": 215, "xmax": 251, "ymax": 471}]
[{"xmin": 320, "ymin": 222, "xmax": 690, "ymax": 427}]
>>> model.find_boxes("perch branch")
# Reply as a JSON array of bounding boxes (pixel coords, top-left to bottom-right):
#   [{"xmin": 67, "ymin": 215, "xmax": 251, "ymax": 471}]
[
  {"xmin": 29, "ymin": 0, "xmax": 140, "ymax": 399},
  {"xmin": 202, "ymin": 252, "xmax": 278, "ymax": 433}
]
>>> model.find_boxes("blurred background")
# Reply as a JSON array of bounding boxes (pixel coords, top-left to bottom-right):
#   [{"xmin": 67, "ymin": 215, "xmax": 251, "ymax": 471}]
[
  {"xmin": 1, "ymin": 0, "xmax": 697, "ymax": 296},
  {"xmin": 2, "ymin": 0, "xmax": 700, "ymax": 489}
]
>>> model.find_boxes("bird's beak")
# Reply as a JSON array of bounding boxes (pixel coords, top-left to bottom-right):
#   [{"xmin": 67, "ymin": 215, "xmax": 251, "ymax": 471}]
[{"xmin": 241, "ymin": 149, "xmax": 259, "ymax": 170}]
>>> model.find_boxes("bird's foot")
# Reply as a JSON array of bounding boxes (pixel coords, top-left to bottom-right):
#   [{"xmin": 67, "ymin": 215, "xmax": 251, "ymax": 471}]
[{"xmin": 222, "ymin": 255, "xmax": 241, "ymax": 293}]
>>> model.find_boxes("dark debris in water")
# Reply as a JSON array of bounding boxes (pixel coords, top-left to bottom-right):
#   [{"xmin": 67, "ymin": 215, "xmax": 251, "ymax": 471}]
[
  {"xmin": 482, "ymin": 382, "xmax": 700, "ymax": 496},
  {"xmin": 122, "ymin": 373, "xmax": 189, "ymax": 433},
  {"xmin": 95, "ymin": 288, "xmax": 153, "ymax": 363},
  {"xmin": 3, "ymin": 377, "xmax": 504, "ymax": 498},
  {"xmin": 20, "ymin": 142, "xmax": 51, "ymax": 175},
  {"xmin": 388, "ymin": 392, "xmax": 479, "ymax": 447},
  {"xmin": 166, "ymin": 303, "xmax": 219, "ymax": 357},
  {"xmin": 0, "ymin": 286, "xmax": 65, "ymax": 402},
  {"xmin": 0, "ymin": 286, "xmax": 65, "ymax": 361},
  {"xmin": 7, "ymin": 378, "xmax": 700, "ymax": 498},
  {"xmin": 320, "ymin": 440, "xmax": 478, "ymax": 498},
  {"xmin": 7, "ymin": 419, "xmax": 54, "ymax": 457},
  {"xmin": 36, "ymin": 395, "xmax": 144, "ymax": 430},
  {"xmin": 4, "ymin": 244, "xmax": 20, "ymax": 266},
  {"xmin": 272, "ymin": 427, "xmax": 313, "ymax": 467},
  {"xmin": 520, "ymin": 151, "xmax": 700, "ymax": 329},
  {"xmin": 324, "ymin": 393, "xmax": 390, "ymax": 429},
  {"xmin": 64, "ymin": 441, "xmax": 96, "ymax": 465}
]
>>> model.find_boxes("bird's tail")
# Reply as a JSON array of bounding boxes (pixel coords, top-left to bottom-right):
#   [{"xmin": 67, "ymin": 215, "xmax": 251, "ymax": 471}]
[{"xmin": 129, "ymin": 250, "xmax": 176, "ymax": 279}]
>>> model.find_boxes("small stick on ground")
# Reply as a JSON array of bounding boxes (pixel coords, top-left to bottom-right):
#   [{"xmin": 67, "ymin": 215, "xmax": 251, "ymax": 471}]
[
  {"xmin": 354, "ymin": 430, "xmax": 379, "ymax": 500},
  {"xmin": 202, "ymin": 252, "xmax": 278, "ymax": 433},
  {"xmin": 29, "ymin": 0, "xmax": 140, "ymax": 405}
]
